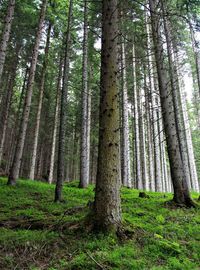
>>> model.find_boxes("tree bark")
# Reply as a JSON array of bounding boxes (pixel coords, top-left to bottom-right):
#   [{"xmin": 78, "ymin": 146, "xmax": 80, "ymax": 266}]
[
  {"xmin": 93, "ymin": 0, "xmax": 121, "ymax": 232},
  {"xmin": 29, "ymin": 23, "xmax": 52, "ymax": 180},
  {"xmin": 132, "ymin": 43, "xmax": 142, "ymax": 190},
  {"xmin": 55, "ymin": 0, "xmax": 73, "ymax": 202},
  {"xmin": 7, "ymin": 0, "xmax": 48, "ymax": 185},
  {"xmin": 149, "ymin": 0, "xmax": 194, "ymax": 206},
  {"xmin": 121, "ymin": 41, "xmax": 131, "ymax": 188},
  {"xmin": 79, "ymin": 0, "xmax": 90, "ymax": 188},
  {"xmin": 0, "ymin": 0, "xmax": 15, "ymax": 89}
]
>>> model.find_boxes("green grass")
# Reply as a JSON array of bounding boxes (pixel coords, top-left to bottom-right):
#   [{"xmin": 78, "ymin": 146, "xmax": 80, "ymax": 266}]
[{"xmin": 0, "ymin": 177, "xmax": 199, "ymax": 270}]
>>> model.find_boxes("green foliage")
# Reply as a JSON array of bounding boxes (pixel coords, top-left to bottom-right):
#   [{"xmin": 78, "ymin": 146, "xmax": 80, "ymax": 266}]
[{"xmin": 0, "ymin": 178, "xmax": 199, "ymax": 269}]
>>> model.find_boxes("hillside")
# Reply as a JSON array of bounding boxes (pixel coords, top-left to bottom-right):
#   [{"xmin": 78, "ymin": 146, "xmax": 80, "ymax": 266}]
[{"xmin": 0, "ymin": 178, "xmax": 199, "ymax": 270}]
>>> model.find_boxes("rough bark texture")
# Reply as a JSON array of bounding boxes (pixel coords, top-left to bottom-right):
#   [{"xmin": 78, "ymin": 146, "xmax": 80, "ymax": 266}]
[
  {"xmin": 93, "ymin": 0, "xmax": 121, "ymax": 232},
  {"xmin": 121, "ymin": 41, "xmax": 131, "ymax": 188},
  {"xmin": 79, "ymin": 0, "xmax": 90, "ymax": 188},
  {"xmin": 0, "ymin": 43, "xmax": 21, "ymax": 164},
  {"xmin": 132, "ymin": 43, "xmax": 142, "ymax": 190},
  {"xmin": 48, "ymin": 59, "xmax": 62, "ymax": 184},
  {"xmin": 0, "ymin": 0, "xmax": 15, "ymax": 88},
  {"xmin": 29, "ymin": 23, "xmax": 52, "ymax": 180},
  {"xmin": 55, "ymin": 0, "xmax": 73, "ymax": 202},
  {"xmin": 149, "ymin": 0, "xmax": 194, "ymax": 206},
  {"xmin": 7, "ymin": 0, "xmax": 48, "ymax": 185}
]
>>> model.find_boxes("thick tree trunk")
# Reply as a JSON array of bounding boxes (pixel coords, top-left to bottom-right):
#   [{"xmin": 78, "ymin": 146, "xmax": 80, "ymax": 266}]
[
  {"xmin": 79, "ymin": 0, "xmax": 90, "ymax": 188},
  {"xmin": 7, "ymin": 0, "xmax": 48, "ymax": 185},
  {"xmin": 48, "ymin": 59, "xmax": 62, "ymax": 184},
  {"xmin": 55, "ymin": 0, "xmax": 73, "ymax": 202},
  {"xmin": 149, "ymin": 0, "xmax": 194, "ymax": 206},
  {"xmin": 0, "ymin": 0, "xmax": 15, "ymax": 88},
  {"xmin": 121, "ymin": 41, "xmax": 131, "ymax": 188},
  {"xmin": 29, "ymin": 23, "xmax": 52, "ymax": 180},
  {"xmin": 93, "ymin": 0, "xmax": 121, "ymax": 232},
  {"xmin": 162, "ymin": 2, "xmax": 192, "ymax": 193}
]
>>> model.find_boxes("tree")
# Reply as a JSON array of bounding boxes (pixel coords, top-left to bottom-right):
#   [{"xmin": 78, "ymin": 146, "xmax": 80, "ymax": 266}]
[
  {"xmin": 0, "ymin": 0, "xmax": 15, "ymax": 89},
  {"xmin": 7, "ymin": 0, "xmax": 48, "ymax": 185},
  {"xmin": 55, "ymin": 0, "xmax": 73, "ymax": 202},
  {"xmin": 93, "ymin": 0, "xmax": 121, "ymax": 232},
  {"xmin": 79, "ymin": 0, "xmax": 90, "ymax": 188},
  {"xmin": 149, "ymin": 0, "xmax": 195, "ymax": 206},
  {"xmin": 29, "ymin": 22, "xmax": 52, "ymax": 180}
]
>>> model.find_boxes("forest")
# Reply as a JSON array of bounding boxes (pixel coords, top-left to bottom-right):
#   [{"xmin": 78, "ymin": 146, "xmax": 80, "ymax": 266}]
[{"xmin": 0, "ymin": 0, "xmax": 200, "ymax": 269}]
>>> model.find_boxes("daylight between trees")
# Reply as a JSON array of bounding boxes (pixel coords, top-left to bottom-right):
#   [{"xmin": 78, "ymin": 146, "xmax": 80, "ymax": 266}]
[{"xmin": 0, "ymin": 0, "xmax": 200, "ymax": 231}]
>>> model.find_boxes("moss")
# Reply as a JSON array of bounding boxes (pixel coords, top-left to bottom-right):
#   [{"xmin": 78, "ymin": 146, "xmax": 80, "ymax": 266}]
[{"xmin": 0, "ymin": 177, "xmax": 199, "ymax": 270}]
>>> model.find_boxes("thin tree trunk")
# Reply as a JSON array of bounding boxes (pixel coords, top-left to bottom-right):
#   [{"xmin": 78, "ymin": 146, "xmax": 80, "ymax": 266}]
[
  {"xmin": 132, "ymin": 43, "xmax": 142, "ymax": 190},
  {"xmin": 121, "ymin": 41, "xmax": 131, "ymax": 188},
  {"xmin": 189, "ymin": 21, "xmax": 200, "ymax": 97},
  {"xmin": 48, "ymin": 59, "xmax": 62, "ymax": 184},
  {"xmin": 55, "ymin": 0, "xmax": 73, "ymax": 202},
  {"xmin": 7, "ymin": 0, "xmax": 48, "ymax": 185},
  {"xmin": 0, "ymin": 42, "xmax": 21, "ymax": 164},
  {"xmin": 93, "ymin": 0, "xmax": 121, "ymax": 232},
  {"xmin": 79, "ymin": 0, "xmax": 90, "ymax": 188},
  {"xmin": 29, "ymin": 23, "xmax": 52, "ymax": 180},
  {"xmin": 0, "ymin": 0, "xmax": 15, "ymax": 89},
  {"xmin": 144, "ymin": 68, "xmax": 154, "ymax": 191}
]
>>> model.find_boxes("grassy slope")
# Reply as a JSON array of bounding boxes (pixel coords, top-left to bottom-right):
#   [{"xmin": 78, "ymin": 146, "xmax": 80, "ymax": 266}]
[{"xmin": 0, "ymin": 178, "xmax": 199, "ymax": 270}]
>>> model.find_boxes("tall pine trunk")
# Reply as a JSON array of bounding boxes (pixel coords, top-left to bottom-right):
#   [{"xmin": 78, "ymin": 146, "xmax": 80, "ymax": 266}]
[
  {"xmin": 0, "ymin": 0, "xmax": 15, "ymax": 89},
  {"xmin": 48, "ymin": 59, "xmax": 62, "ymax": 184},
  {"xmin": 55, "ymin": 0, "xmax": 73, "ymax": 202},
  {"xmin": 121, "ymin": 41, "xmax": 131, "ymax": 188},
  {"xmin": 93, "ymin": 0, "xmax": 121, "ymax": 232},
  {"xmin": 7, "ymin": 0, "xmax": 48, "ymax": 185},
  {"xmin": 29, "ymin": 23, "xmax": 52, "ymax": 180},
  {"xmin": 132, "ymin": 43, "xmax": 142, "ymax": 189},
  {"xmin": 79, "ymin": 0, "xmax": 90, "ymax": 188},
  {"xmin": 149, "ymin": 0, "xmax": 194, "ymax": 206}
]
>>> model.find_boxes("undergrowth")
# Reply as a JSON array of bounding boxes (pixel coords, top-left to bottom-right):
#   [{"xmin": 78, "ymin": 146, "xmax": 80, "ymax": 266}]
[{"xmin": 0, "ymin": 177, "xmax": 199, "ymax": 270}]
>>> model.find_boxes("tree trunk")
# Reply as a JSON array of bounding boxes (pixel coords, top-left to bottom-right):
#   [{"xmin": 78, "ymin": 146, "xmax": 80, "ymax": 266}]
[
  {"xmin": 48, "ymin": 59, "xmax": 62, "ymax": 184},
  {"xmin": 132, "ymin": 43, "xmax": 142, "ymax": 190},
  {"xmin": 55, "ymin": 0, "xmax": 73, "ymax": 202},
  {"xmin": 121, "ymin": 41, "xmax": 131, "ymax": 188},
  {"xmin": 93, "ymin": 0, "xmax": 121, "ymax": 232},
  {"xmin": 29, "ymin": 23, "xmax": 52, "ymax": 180},
  {"xmin": 149, "ymin": 0, "xmax": 194, "ymax": 206},
  {"xmin": 0, "ymin": 0, "xmax": 15, "ymax": 89},
  {"xmin": 7, "ymin": 0, "xmax": 48, "ymax": 185},
  {"xmin": 79, "ymin": 0, "xmax": 90, "ymax": 188}
]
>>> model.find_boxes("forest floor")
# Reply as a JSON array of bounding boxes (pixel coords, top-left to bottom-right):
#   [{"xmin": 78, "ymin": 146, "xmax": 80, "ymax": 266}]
[{"xmin": 0, "ymin": 178, "xmax": 199, "ymax": 270}]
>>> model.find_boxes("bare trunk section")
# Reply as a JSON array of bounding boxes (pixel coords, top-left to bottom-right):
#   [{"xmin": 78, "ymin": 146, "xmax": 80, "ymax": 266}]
[
  {"xmin": 0, "ymin": 0, "xmax": 15, "ymax": 89},
  {"xmin": 79, "ymin": 0, "xmax": 90, "ymax": 188},
  {"xmin": 55, "ymin": 0, "xmax": 73, "ymax": 202},
  {"xmin": 189, "ymin": 21, "xmax": 200, "ymax": 97},
  {"xmin": 29, "ymin": 23, "xmax": 52, "ymax": 180},
  {"xmin": 7, "ymin": 0, "xmax": 48, "ymax": 185},
  {"xmin": 93, "ymin": 0, "xmax": 121, "ymax": 232},
  {"xmin": 48, "ymin": 59, "xmax": 62, "ymax": 184},
  {"xmin": 149, "ymin": 0, "xmax": 194, "ymax": 206},
  {"xmin": 139, "ymin": 89, "xmax": 148, "ymax": 190},
  {"xmin": 132, "ymin": 43, "xmax": 142, "ymax": 190},
  {"xmin": 144, "ymin": 65, "xmax": 154, "ymax": 191},
  {"xmin": 162, "ymin": 2, "xmax": 192, "ymax": 194},
  {"xmin": 0, "ymin": 43, "xmax": 21, "ymax": 164},
  {"xmin": 121, "ymin": 41, "xmax": 131, "ymax": 188}
]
